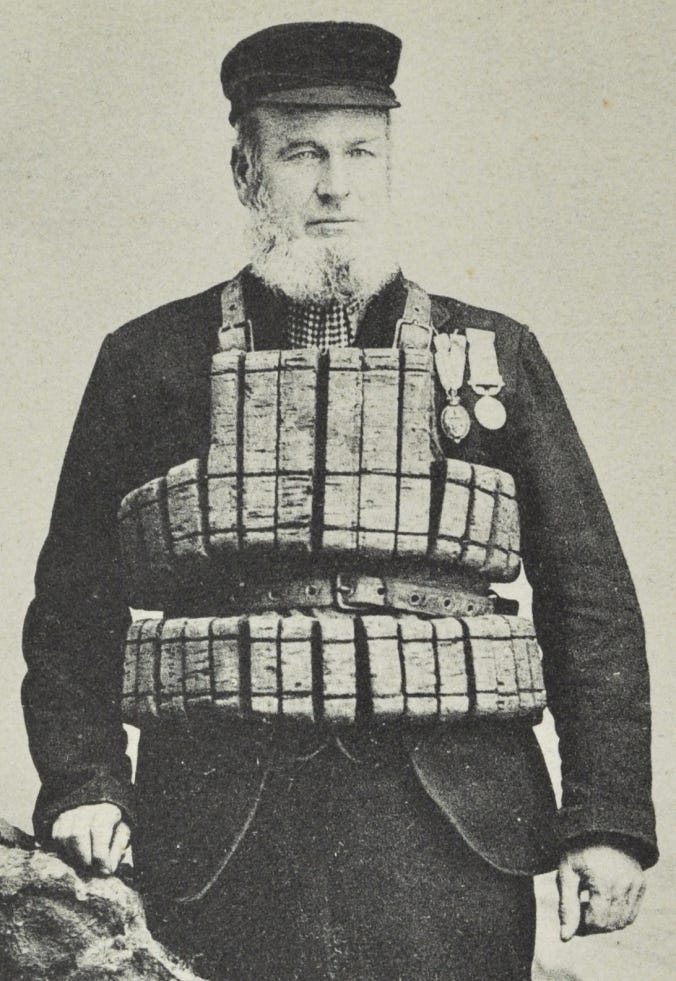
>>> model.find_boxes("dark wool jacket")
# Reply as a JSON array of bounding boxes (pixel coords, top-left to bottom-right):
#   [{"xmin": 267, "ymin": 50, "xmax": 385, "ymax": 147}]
[{"xmin": 22, "ymin": 270, "xmax": 658, "ymax": 880}]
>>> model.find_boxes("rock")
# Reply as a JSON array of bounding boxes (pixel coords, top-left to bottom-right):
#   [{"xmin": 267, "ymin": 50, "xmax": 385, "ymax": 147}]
[
  {"xmin": 0, "ymin": 825, "xmax": 206, "ymax": 981},
  {"xmin": 0, "ymin": 818, "xmax": 34, "ymax": 851}
]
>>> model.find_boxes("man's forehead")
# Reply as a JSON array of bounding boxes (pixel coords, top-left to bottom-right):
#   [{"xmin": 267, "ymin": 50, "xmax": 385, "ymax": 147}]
[{"xmin": 254, "ymin": 106, "xmax": 390, "ymax": 146}]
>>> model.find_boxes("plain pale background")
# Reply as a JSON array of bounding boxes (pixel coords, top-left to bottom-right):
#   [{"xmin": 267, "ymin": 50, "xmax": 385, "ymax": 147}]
[{"xmin": 1, "ymin": 2, "xmax": 674, "ymax": 978}]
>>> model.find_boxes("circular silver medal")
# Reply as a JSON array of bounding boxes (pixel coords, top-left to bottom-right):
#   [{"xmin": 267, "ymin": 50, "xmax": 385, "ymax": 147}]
[
  {"xmin": 474, "ymin": 394, "xmax": 507, "ymax": 430},
  {"xmin": 440, "ymin": 403, "xmax": 471, "ymax": 443}
]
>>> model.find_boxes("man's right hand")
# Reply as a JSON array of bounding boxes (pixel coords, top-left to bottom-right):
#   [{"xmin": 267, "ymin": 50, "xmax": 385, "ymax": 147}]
[{"xmin": 51, "ymin": 802, "xmax": 131, "ymax": 876}]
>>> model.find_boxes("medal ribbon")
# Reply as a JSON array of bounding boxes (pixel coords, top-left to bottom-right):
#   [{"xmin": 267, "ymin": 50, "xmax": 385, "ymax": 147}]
[
  {"xmin": 433, "ymin": 331, "xmax": 467, "ymax": 395},
  {"xmin": 466, "ymin": 328, "xmax": 504, "ymax": 394}
]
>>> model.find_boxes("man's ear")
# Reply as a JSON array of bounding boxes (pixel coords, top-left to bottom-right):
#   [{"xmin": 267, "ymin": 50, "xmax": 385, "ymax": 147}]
[{"xmin": 231, "ymin": 147, "xmax": 253, "ymax": 206}]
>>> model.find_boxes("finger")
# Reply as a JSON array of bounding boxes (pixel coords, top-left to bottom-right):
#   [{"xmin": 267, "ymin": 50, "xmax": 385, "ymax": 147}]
[
  {"xmin": 51, "ymin": 814, "xmax": 73, "ymax": 848},
  {"xmin": 580, "ymin": 887, "xmax": 613, "ymax": 934},
  {"xmin": 622, "ymin": 880, "xmax": 646, "ymax": 928},
  {"xmin": 611, "ymin": 875, "xmax": 643, "ymax": 930},
  {"xmin": 51, "ymin": 813, "xmax": 67, "ymax": 836},
  {"xmin": 612, "ymin": 880, "xmax": 639, "ymax": 930},
  {"xmin": 90, "ymin": 817, "xmax": 116, "ymax": 873},
  {"xmin": 558, "ymin": 862, "xmax": 581, "ymax": 941},
  {"xmin": 603, "ymin": 870, "xmax": 647, "ymax": 932},
  {"xmin": 107, "ymin": 821, "xmax": 132, "ymax": 874},
  {"xmin": 603, "ymin": 892, "xmax": 626, "ymax": 932}
]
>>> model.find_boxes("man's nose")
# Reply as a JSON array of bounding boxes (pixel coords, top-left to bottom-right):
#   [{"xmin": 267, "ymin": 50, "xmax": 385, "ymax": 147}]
[{"xmin": 316, "ymin": 156, "xmax": 350, "ymax": 201}]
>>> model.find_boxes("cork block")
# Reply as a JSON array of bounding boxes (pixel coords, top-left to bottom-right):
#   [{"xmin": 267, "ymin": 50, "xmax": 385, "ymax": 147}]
[
  {"xmin": 324, "ymin": 350, "xmax": 363, "ymax": 553},
  {"xmin": 158, "ymin": 618, "xmax": 187, "ymax": 719},
  {"xmin": 249, "ymin": 612, "xmax": 280, "ymax": 716},
  {"xmin": 316, "ymin": 613, "xmax": 357, "ymax": 722},
  {"xmin": 211, "ymin": 617, "xmax": 242, "ymax": 713},
  {"xmin": 362, "ymin": 615, "xmax": 404, "ymax": 717},
  {"xmin": 136, "ymin": 619, "xmax": 162, "ymax": 718},
  {"xmin": 399, "ymin": 616, "xmax": 438, "ymax": 718},
  {"xmin": 183, "ymin": 617, "xmax": 213, "ymax": 709},
  {"xmin": 434, "ymin": 618, "xmax": 469, "ymax": 716},
  {"xmin": 241, "ymin": 352, "xmax": 280, "ymax": 548},
  {"xmin": 279, "ymin": 614, "xmax": 315, "ymax": 720},
  {"xmin": 166, "ymin": 459, "xmax": 208, "ymax": 560}
]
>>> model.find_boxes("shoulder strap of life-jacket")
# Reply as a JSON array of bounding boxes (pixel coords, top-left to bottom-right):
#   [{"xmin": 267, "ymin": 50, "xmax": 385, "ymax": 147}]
[
  {"xmin": 394, "ymin": 279, "xmax": 435, "ymax": 349},
  {"xmin": 218, "ymin": 273, "xmax": 253, "ymax": 352}
]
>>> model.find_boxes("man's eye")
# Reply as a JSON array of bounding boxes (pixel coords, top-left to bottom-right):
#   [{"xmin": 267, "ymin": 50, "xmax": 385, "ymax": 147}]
[
  {"xmin": 348, "ymin": 147, "xmax": 375, "ymax": 158},
  {"xmin": 287, "ymin": 149, "xmax": 319, "ymax": 161}
]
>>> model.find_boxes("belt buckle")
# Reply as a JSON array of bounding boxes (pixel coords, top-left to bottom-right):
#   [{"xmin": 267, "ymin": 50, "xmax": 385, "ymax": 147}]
[
  {"xmin": 334, "ymin": 573, "xmax": 387, "ymax": 611},
  {"xmin": 393, "ymin": 318, "xmax": 433, "ymax": 350},
  {"xmin": 218, "ymin": 318, "xmax": 254, "ymax": 352},
  {"xmin": 334, "ymin": 573, "xmax": 369, "ymax": 611}
]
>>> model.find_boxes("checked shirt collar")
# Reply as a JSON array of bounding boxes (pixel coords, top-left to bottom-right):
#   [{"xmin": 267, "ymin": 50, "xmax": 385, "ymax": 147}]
[{"xmin": 284, "ymin": 298, "xmax": 363, "ymax": 350}]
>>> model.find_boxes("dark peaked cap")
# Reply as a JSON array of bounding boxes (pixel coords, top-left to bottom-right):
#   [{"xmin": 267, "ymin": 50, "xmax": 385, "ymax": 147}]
[{"xmin": 221, "ymin": 22, "xmax": 401, "ymax": 124}]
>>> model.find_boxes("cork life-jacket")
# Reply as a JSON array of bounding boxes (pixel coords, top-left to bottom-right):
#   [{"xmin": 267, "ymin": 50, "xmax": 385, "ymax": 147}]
[{"xmin": 118, "ymin": 277, "xmax": 546, "ymax": 728}]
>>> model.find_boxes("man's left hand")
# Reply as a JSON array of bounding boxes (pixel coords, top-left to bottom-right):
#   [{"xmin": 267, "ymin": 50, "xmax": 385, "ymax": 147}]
[{"xmin": 557, "ymin": 844, "xmax": 646, "ymax": 941}]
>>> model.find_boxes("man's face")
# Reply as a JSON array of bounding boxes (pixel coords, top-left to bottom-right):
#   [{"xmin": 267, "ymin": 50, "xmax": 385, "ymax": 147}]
[
  {"xmin": 248, "ymin": 106, "xmax": 391, "ymax": 242},
  {"xmin": 235, "ymin": 105, "xmax": 398, "ymax": 305}
]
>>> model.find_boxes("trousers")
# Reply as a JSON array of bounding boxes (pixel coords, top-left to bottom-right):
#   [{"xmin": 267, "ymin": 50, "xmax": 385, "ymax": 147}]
[{"xmin": 136, "ymin": 722, "xmax": 536, "ymax": 981}]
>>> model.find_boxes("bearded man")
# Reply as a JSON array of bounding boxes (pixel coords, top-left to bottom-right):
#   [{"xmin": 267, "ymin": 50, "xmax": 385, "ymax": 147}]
[{"xmin": 22, "ymin": 22, "xmax": 656, "ymax": 981}]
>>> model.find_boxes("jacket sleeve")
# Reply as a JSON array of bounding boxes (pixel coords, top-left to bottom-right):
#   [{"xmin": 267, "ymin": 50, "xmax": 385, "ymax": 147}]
[
  {"xmin": 22, "ymin": 333, "xmax": 134, "ymax": 842},
  {"xmin": 510, "ymin": 327, "xmax": 657, "ymax": 868}
]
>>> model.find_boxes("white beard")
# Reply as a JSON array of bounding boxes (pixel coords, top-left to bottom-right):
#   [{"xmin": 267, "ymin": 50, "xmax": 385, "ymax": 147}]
[{"xmin": 246, "ymin": 194, "xmax": 400, "ymax": 307}]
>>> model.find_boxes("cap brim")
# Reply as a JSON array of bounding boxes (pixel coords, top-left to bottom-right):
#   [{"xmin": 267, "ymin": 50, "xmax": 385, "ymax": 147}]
[{"xmin": 256, "ymin": 83, "xmax": 399, "ymax": 111}]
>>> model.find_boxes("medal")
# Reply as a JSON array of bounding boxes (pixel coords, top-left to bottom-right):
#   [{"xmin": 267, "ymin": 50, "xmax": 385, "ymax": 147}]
[
  {"xmin": 441, "ymin": 400, "xmax": 471, "ymax": 442},
  {"xmin": 466, "ymin": 328, "xmax": 507, "ymax": 432},
  {"xmin": 474, "ymin": 394, "xmax": 507, "ymax": 430},
  {"xmin": 433, "ymin": 331, "xmax": 470, "ymax": 444}
]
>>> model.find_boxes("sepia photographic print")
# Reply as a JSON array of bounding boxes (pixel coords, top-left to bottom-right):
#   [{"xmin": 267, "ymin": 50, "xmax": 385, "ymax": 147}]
[{"xmin": 1, "ymin": 3, "xmax": 673, "ymax": 979}]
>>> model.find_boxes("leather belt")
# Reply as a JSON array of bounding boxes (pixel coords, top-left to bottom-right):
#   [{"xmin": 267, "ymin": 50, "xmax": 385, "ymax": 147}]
[{"xmin": 221, "ymin": 571, "xmax": 497, "ymax": 618}]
